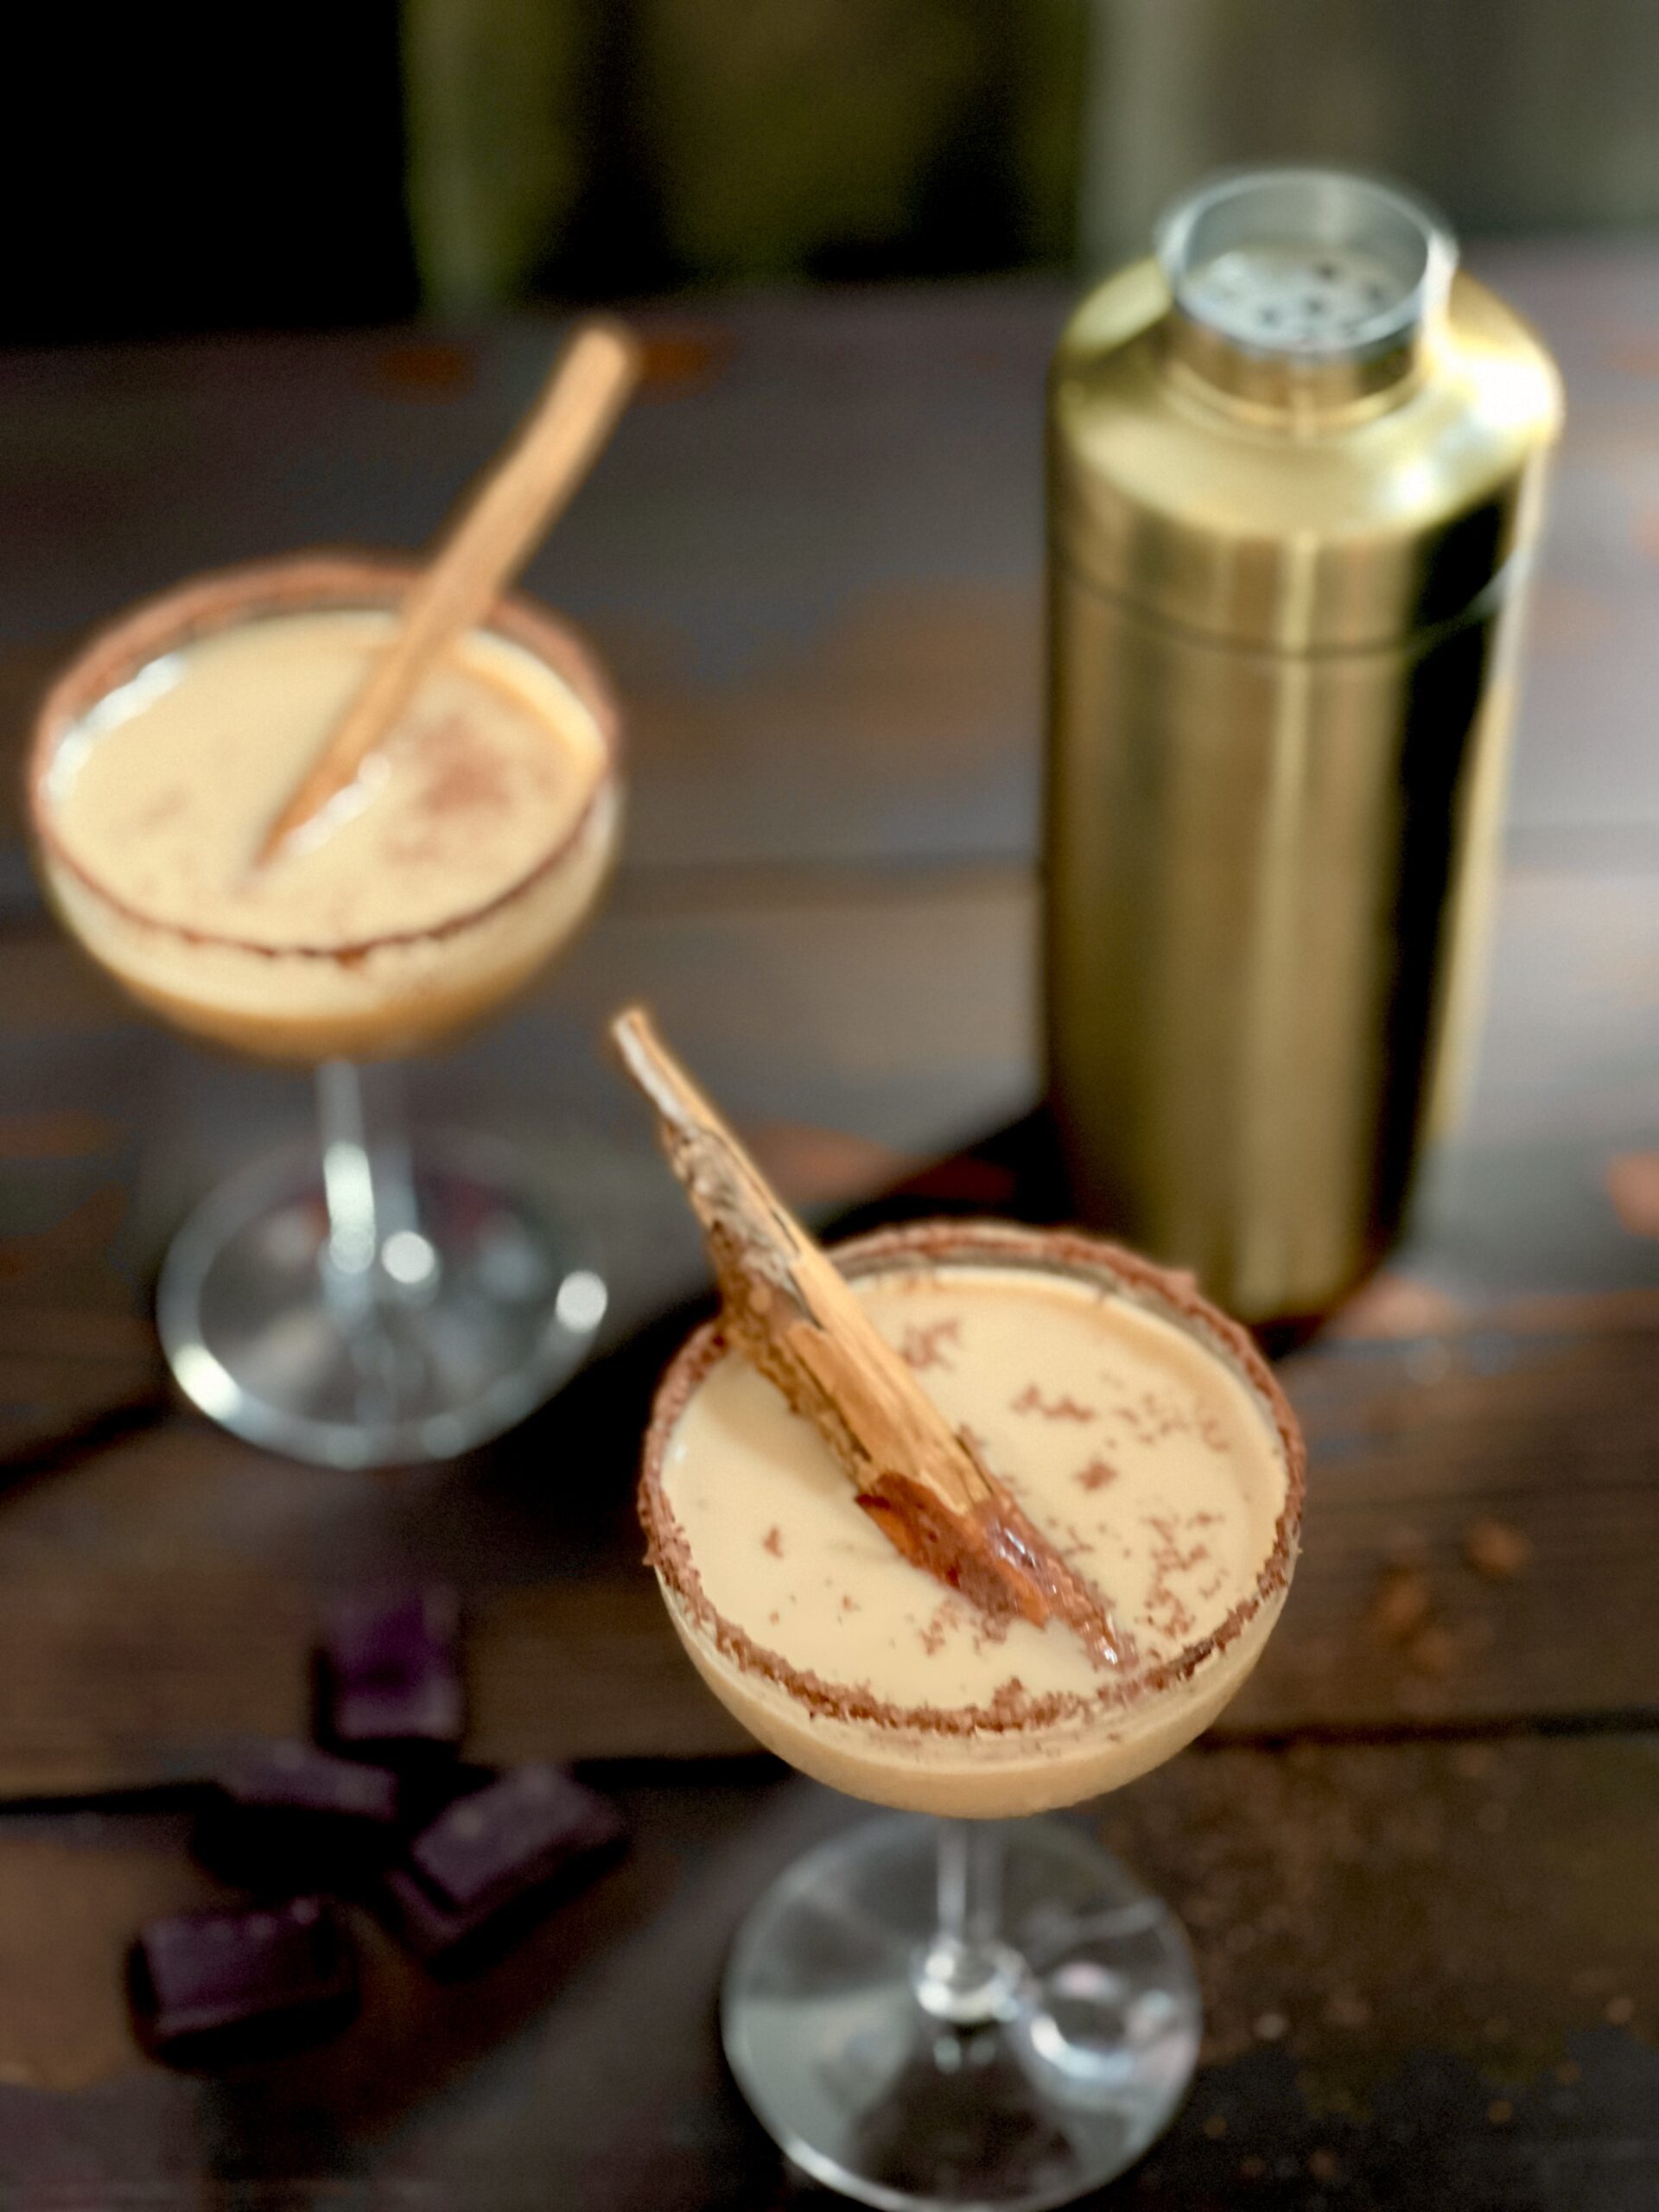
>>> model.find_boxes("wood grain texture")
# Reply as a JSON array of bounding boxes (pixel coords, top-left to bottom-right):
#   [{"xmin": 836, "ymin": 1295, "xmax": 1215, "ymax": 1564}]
[
  {"xmin": 0, "ymin": 271, "xmax": 1656, "ymax": 2196},
  {"xmin": 1, "ymin": 1738, "xmax": 1653, "ymax": 2204}
]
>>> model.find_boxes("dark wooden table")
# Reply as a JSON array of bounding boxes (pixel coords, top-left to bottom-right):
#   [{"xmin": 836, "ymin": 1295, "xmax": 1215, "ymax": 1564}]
[{"xmin": 1, "ymin": 248, "xmax": 1656, "ymax": 2209}]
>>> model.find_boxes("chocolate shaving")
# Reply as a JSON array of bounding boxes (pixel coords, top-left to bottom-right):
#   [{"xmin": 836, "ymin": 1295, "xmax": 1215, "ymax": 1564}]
[{"xmin": 613, "ymin": 1007, "xmax": 1135, "ymax": 1669}]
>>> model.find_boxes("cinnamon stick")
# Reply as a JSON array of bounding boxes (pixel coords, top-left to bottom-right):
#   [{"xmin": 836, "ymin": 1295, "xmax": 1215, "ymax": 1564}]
[
  {"xmin": 613, "ymin": 1007, "xmax": 1135, "ymax": 1670},
  {"xmin": 256, "ymin": 318, "xmax": 641, "ymax": 865}
]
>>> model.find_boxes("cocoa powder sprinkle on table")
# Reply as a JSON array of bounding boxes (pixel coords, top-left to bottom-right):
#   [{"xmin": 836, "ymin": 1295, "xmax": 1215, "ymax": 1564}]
[{"xmin": 1463, "ymin": 1516, "xmax": 1532, "ymax": 1580}]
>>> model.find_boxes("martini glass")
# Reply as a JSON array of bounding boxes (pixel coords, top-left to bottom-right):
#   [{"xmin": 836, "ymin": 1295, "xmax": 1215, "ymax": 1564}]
[
  {"xmin": 640, "ymin": 1219, "xmax": 1304, "ymax": 2210},
  {"xmin": 29, "ymin": 553, "xmax": 622, "ymax": 1467}
]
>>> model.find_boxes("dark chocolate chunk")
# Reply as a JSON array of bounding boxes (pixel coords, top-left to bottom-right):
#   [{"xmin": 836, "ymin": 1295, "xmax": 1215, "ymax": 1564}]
[
  {"xmin": 193, "ymin": 1741, "xmax": 402, "ymax": 1888},
  {"xmin": 315, "ymin": 1587, "xmax": 465, "ymax": 1760},
  {"xmin": 127, "ymin": 1897, "xmax": 358, "ymax": 2068},
  {"xmin": 392, "ymin": 1758, "xmax": 499, "ymax": 1838},
  {"xmin": 378, "ymin": 1764, "xmax": 624, "ymax": 1972}
]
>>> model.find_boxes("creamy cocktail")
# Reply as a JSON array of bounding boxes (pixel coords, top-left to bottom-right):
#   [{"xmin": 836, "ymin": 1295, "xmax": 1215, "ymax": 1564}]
[
  {"xmin": 27, "ymin": 556, "xmax": 623, "ymax": 1467},
  {"xmin": 639, "ymin": 1216, "xmax": 1303, "ymax": 2209},
  {"xmin": 31, "ymin": 561, "xmax": 620, "ymax": 1061},
  {"xmin": 645, "ymin": 1221, "xmax": 1297, "ymax": 1818}
]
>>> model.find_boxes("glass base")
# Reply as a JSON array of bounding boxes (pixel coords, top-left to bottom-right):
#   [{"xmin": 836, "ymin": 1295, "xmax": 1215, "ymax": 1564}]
[
  {"xmin": 722, "ymin": 1814, "xmax": 1200, "ymax": 2212},
  {"xmin": 156, "ymin": 1128, "xmax": 607, "ymax": 1468}
]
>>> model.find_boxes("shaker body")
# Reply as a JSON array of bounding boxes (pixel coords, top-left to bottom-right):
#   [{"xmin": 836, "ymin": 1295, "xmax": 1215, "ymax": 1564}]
[
  {"xmin": 1045, "ymin": 170, "xmax": 1561, "ymax": 1327},
  {"xmin": 1047, "ymin": 564, "xmax": 1522, "ymax": 1325}
]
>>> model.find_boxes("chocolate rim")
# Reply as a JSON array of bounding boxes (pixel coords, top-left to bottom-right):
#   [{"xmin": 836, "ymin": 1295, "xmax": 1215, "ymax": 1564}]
[
  {"xmin": 26, "ymin": 552, "xmax": 622, "ymax": 962},
  {"xmin": 639, "ymin": 1217, "xmax": 1306, "ymax": 1739}
]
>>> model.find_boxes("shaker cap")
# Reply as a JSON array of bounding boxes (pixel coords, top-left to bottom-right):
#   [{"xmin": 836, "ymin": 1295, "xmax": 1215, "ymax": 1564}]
[
  {"xmin": 1051, "ymin": 166, "xmax": 1563, "ymax": 650},
  {"xmin": 1157, "ymin": 168, "xmax": 1454, "ymax": 369}
]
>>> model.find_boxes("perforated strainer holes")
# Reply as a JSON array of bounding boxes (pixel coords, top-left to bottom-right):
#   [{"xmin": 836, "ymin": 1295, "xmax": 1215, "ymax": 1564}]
[{"xmin": 1181, "ymin": 245, "xmax": 1408, "ymax": 352}]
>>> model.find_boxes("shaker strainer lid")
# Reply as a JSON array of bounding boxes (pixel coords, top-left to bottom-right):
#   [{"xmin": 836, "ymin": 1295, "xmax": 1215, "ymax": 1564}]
[
  {"xmin": 1049, "ymin": 163, "xmax": 1562, "ymax": 649},
  {"xmin": 1155, "ymin": 167, "xmax": 1457, "ymax": 362}
]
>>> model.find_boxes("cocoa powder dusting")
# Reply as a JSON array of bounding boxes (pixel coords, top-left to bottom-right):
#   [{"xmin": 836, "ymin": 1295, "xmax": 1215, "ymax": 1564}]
[
  {"xmin": 898, "ymin": 1318, "xmax": 960, "ymax": 1371},
  {"xmin": 1370, "ymin": 1566, "xmax": 1433, "ymax": 1644},
  {"xmin": 1011, "ymin": 1383, "xmax": 1096, "ymax": 1421},
  {"xmin": 852, "ymin": 1467, "xmax": 1132, "ymax": 1665},
  {"xmin": 406, "ymin": 715, "xmax": 515, "ymax": 819}
]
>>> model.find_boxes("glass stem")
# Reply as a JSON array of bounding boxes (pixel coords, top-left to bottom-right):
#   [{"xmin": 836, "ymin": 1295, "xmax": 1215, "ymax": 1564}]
[
  {"xmin": 317, "ymin": 1060, "xmax": 405, "ymax": 1275},
  {"xmin": 316, "ymin": 1061, "xmax": 425, "ymax": 1412},
  {"xmin": 913, "ymin": 1820, "xmax": 1026, "ymax": 2027}
]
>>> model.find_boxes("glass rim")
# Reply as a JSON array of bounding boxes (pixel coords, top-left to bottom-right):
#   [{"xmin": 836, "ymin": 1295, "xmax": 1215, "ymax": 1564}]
[
  {"xmin": 27, "ymin": 550, "xmax": 623, "ymax": 963},
  {"xmin": 640, "ymin": 1216, "xmax": 1306, "ymax": 1736}
]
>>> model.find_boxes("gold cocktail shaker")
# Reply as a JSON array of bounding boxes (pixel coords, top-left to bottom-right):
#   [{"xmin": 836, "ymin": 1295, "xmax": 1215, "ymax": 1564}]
[{"xmin": 1046, "ymin": 168, "xmax": 1562, "ymax": 1330}]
